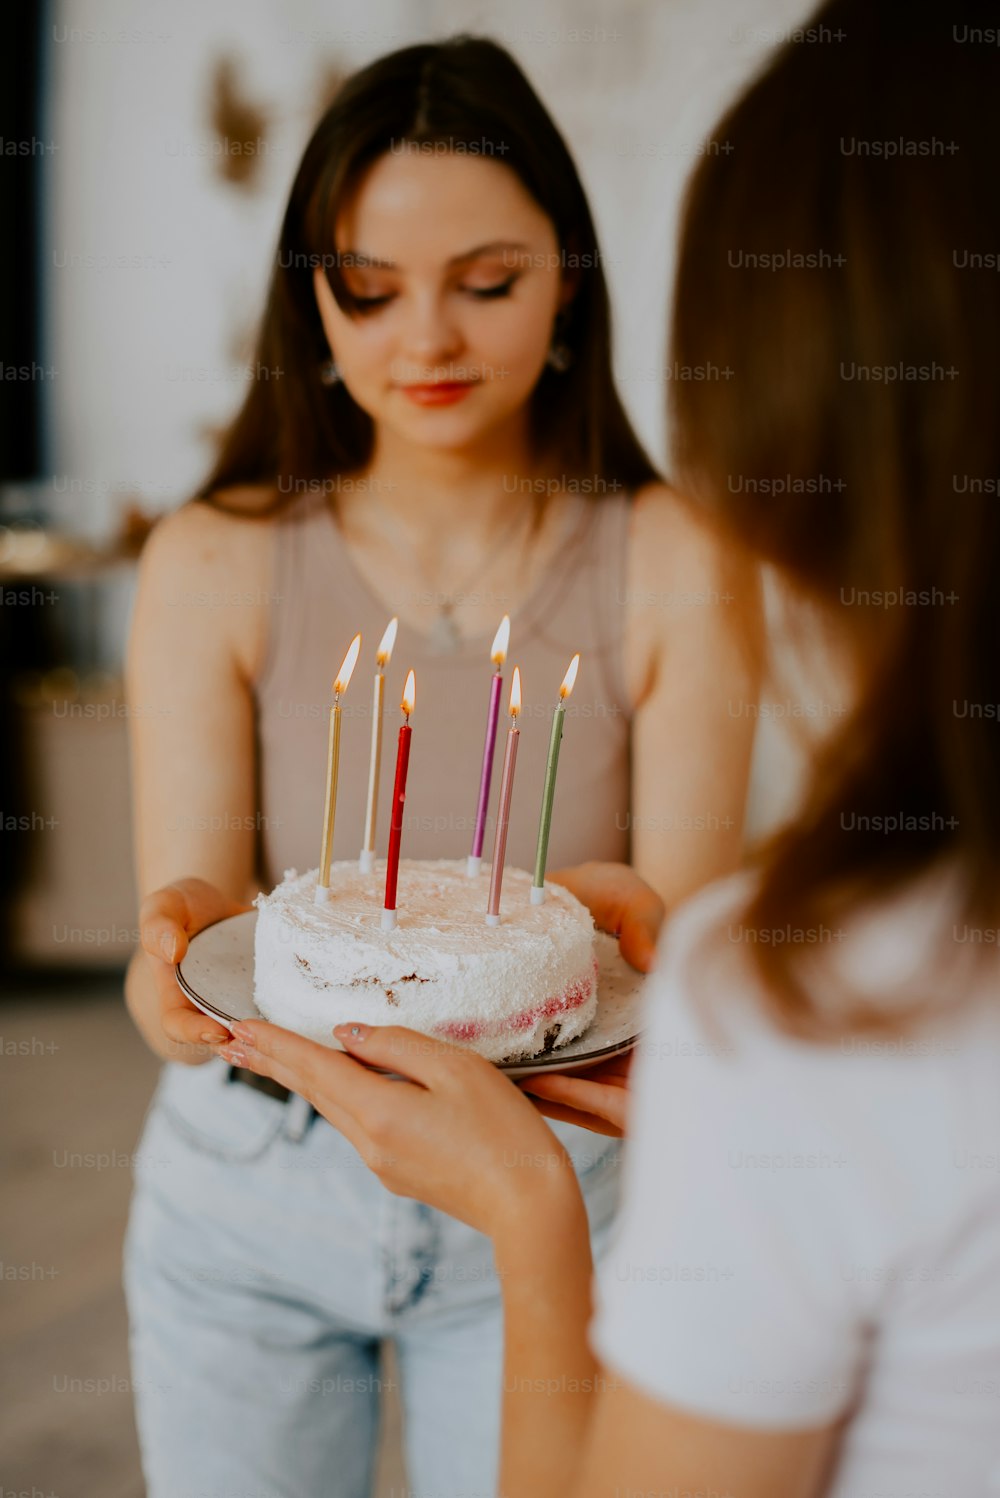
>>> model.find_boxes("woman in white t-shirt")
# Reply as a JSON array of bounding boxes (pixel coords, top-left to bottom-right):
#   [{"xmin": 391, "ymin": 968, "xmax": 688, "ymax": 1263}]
[{"xmin": 217, "ymin": 1, "xmax": 1000, "ymax": 1493}]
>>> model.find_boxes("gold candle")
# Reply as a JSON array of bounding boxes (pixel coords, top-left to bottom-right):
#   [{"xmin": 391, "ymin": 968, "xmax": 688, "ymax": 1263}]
[{"xmin": 316, "ymin": 632, "xmax": 362, "ymax": 902}]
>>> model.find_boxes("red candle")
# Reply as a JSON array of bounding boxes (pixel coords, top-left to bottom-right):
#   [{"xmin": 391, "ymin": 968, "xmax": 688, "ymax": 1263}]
[
  {"xmin": 382, "ymin": 669, "xmax": 415, "ymax": 931},
  {"xmin": 486, "ymin": 667, "xmax": 521, "ymax": 926}
]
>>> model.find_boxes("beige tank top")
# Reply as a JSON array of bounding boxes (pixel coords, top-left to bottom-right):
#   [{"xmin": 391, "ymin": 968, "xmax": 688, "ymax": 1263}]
[{"xmin": 253, "ymin": 490, "xmax": 633, "ymax": 887}]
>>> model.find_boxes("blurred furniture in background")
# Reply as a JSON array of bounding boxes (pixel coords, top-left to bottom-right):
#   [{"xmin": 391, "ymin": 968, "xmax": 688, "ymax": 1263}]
[{"xmin": 0, "ymin": 496, "xmax": 154, "ymax": 968}]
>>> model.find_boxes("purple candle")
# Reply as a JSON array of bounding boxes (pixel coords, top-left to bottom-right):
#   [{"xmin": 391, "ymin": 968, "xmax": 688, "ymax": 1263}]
[
  {"xmin": 486, "ymin": 668, "xmax": 522, "ymax": 924},
  {"xmin": 467, "ymin": 615, "xmax": 511, "ymax": 876}
]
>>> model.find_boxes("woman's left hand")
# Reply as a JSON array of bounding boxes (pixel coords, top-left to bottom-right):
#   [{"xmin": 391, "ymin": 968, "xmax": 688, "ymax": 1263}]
[
  {"xmin": 217, "ymin": 1021, "xmax": 584, "ymax": 1239},
  {"xmin": 514, "ymin": 858, "xmax": 662, "ymax": 1138},
  {"xmin": 517, "ymin": 1050, "xmax": 633, "ymax": 1138}
]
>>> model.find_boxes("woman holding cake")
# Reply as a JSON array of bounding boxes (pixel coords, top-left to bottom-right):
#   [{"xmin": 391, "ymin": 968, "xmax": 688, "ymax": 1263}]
[
  {"xmin": 218, "ymin": 3, "xmax": 1000, "ymax": 1495},
  {"xmin": 123, "ymin": 36, "xmax": 760, "ymax": 1498}
]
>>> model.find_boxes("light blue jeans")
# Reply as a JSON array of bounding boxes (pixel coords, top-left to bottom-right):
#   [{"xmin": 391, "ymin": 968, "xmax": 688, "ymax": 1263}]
[{"xmin": 124, "ymin": 1058, "xmax": 622, "ymax": 1498}]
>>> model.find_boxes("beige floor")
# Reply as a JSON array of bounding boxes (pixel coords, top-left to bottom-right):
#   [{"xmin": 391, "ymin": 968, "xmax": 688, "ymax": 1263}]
[{"xmin": 0, "ymin": 973, "xmax": 405, "ymax": 1497}]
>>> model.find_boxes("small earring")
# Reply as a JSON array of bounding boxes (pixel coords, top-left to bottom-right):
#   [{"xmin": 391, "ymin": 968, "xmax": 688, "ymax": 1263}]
[
  {"xmin": 319, "ymin": 358, "xmax": 342, "ymax": 386},
  {"xmin": 545, "ymin": 333, "xmax": 573, "ymax": 373}
]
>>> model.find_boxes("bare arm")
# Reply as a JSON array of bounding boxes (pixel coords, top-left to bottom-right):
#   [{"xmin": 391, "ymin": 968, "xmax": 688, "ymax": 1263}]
[
  {"xmin": 124, "ymin": 496, "xmax": 273, "ymax": 1062},
  {"xmin": 565, "ymin": 1367, "xmax": 837, "ymax": 1498},
  {"xmin": 494, "ymin": 1183, "xmax": 597, "ymax": 1498},
  {"xmin": 492, "ymin": 1217, "xmax": 836, "ymax": 1498},
  {"xmin": 625, "ymin": 484, "xmax": 764, "ymax": 909}
]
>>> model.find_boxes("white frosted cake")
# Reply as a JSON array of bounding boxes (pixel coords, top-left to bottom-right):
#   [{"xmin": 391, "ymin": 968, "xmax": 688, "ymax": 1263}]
[{"xmin": 253, "ymin": 859, "xmax": 598, "ymax": 1063}]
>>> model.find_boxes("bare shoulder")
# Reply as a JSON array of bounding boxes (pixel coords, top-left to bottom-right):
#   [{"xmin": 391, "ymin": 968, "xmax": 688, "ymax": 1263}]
[
  {"xmin": 134, "ymin": 485, "xmax": 279, "ymax": 679},
  {"xmin": 623, "ymin": 481, "xmax": 763, "ymax": 706},
  {"xmin": 629, "ymin": 479, "xmax": 682, "ymax": 533},
  {"xmin": 628, "ymin": 479, "xmax": 760, "ymax": 602},
  {"xmin": 141, "ymin": 485, "xmax": 276, "ymax": 576},
  {"xmin": 630, "ymin": 480, "xmax": 724, "ymax": 575}
]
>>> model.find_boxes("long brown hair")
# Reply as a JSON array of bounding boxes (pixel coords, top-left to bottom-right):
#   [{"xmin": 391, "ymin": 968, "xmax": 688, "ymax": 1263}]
[
  {"xmin": 197, "ymin": 36, "xmax": 657, "ymax": 510},
  {"xmin": 672, "ymin": 0, "xmax": 1000, "ymax": 1032}
]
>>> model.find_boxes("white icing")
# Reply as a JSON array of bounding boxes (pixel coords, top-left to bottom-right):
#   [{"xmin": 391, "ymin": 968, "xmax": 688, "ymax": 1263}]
[{"xmin": 253, "ymin": 859, "xmax": 598, "ymax": 1063}]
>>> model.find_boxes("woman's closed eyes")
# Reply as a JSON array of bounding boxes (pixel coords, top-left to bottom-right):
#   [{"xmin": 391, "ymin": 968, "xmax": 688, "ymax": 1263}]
[{"xmin": 345, "ymin": 273, "xmax": 521, "ymax": 315}]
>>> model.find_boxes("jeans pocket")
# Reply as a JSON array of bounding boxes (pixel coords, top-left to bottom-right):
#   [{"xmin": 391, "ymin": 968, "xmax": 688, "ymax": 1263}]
[{"xmin": 154, "ymin": 1058, "xmax": 287, "ymax": 1163}]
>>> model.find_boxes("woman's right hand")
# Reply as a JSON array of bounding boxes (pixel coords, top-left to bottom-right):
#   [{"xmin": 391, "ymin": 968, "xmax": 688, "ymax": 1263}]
[
  {"xmin": 126, "ymin": 877, "xmax": 252, "ymax": 1065},
  {"xmin": 548, "ymin": 861, "xmax": 666, "ymax": 972}
]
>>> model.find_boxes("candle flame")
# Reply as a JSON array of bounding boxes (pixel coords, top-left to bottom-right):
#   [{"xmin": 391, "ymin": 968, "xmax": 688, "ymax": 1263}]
[
  {"xmin": 509, "ymin": 665, "xmax": 522, "ymax": 717},
  {"xmin": 559, "ymin": 653, "xmax": 580, "ymax": 700},
  {"xmin": 401, "ymin": 669, "xmax": 416, "ymax": 716},
  {"xmin": 376, "ymin": 616, "xmax": 398, "ymax": 667},
  {"xmin": 334, "ymin": 633, "xmax": 362, "ymax": 695},
  {"xmin": 491, "ymin": 614, "xmax": 511, "ymax": 667}
]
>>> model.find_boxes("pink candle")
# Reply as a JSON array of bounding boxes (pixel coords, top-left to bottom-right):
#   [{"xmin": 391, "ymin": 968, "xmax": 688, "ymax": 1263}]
[
  {"xmin": 467, "ymin": 615, "xmax": 511, "ymax": 877},
  {"xmin": 486, "ymin": 667, "xmax": 521, "ymax": 926}
]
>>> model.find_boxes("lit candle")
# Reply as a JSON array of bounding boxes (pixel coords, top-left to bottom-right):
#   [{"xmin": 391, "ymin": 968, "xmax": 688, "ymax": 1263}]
[
  {"xmin": 382, "ymin": 669, "xmax": 415, "ymax": 932},
  {"xmin": 359, "ymin": 617, "xmax": 398, "ymax": 874},
  {"xmin": 467, "ymin": 614, "xmax": 511, "ymax": 877},
  {"xmin": 316, "ymin": 632, "xmax": 362, "ymax": 904},
  {"xmin": 530, "ymin": 653, "xmax": 580, "ymax": 905},
  {"xmin": 486, "ymin": 666, "xmax": 521, "ymax": 927}
]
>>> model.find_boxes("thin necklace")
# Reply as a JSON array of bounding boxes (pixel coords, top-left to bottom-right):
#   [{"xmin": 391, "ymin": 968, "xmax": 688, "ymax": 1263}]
[{"xmin": 345, "ymin": 491, "xmax": 543, "ymax": 654}]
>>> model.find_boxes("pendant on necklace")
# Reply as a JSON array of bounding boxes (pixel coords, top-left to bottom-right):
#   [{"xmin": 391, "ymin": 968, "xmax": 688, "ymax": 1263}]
[{"xmin": 429, "ymin": 606, "xmax": 462, "ymax": 654}]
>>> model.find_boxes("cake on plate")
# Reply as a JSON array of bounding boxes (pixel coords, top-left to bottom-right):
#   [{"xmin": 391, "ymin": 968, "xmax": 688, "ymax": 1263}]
[{"xmin": 253, "ymin": 858, "xmax": 598, "ymax": 1063}]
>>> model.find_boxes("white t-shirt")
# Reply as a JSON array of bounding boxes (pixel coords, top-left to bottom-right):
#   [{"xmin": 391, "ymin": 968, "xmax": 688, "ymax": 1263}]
[{"xmin": 591, "ymin": 868, "xmax": 1000, "ymax": 1497}]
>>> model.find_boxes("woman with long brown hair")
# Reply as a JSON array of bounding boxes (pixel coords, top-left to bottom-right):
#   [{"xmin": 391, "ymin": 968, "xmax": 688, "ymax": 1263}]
[
  {"xmin": 123, "ymin": 35, "xmax": 759, "ymax": 1498},
  {"xmin": 228, "ymin": 3, "xmax": 1000, "ymax": 1494}
]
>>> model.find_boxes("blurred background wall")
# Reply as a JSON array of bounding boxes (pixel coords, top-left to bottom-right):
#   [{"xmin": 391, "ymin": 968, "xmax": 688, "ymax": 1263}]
[
  {"xmin": 1, "ymin": 0, "xmax": 819, "ymax": 1492},
  {"xmin": 43, "ymin": 0, "xmax": 812, "ymax": 530}
]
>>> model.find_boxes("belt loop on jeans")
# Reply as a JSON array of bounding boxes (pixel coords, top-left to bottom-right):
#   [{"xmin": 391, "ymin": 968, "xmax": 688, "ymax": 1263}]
[{"xmin": 226, "ymin": 1064, "xmax": 318, "ymax": 1141}]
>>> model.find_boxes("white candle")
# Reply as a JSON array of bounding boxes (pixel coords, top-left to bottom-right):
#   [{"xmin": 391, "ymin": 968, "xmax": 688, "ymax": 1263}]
[{"xmin": 359, "ymin": 617, "xmax": 398, "ymax": 874}]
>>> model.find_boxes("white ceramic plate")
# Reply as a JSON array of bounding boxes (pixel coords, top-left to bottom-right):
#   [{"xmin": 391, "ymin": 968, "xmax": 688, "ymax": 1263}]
[{"xmin": 176, "ymin": 911, "xmax": 647, "ymax": 1079}]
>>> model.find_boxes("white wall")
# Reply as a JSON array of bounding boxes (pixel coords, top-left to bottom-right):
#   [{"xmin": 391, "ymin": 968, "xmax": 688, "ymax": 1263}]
[{"xmin": 43, "ymin": 0, "xmax": 428, "ymax": 531}]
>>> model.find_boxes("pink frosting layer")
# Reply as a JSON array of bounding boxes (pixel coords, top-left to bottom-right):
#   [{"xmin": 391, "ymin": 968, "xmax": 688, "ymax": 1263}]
[{"xmin": 436, "ymin": 957, "xmax": 599, "ymax": 1042}]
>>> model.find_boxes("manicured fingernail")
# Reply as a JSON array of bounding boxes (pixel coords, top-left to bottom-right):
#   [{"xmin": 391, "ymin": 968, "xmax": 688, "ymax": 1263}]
[
  {"xmin": 231, "ymin": 1024, "xmax": 256, "ymax": 1047},
  {"xmin": 334, "ymin": 1023, "xmax": 370, "ymax": 1043},
  {"xmin": 201, "ymin": 1030, "xmax": 225, "ymax": 1045},
  {"xmin": 160, "ymin": 932, "xmax": 178, "ymax": 963},
  {"xmin": 219, "ymin": 1046, "xmax": 247, "ymax": 1066}
]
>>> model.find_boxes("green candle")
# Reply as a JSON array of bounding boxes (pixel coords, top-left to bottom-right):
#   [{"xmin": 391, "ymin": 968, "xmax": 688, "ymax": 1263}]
[{"xmin": 530, "ymin": 654, "xmax": 580, "ymax": 903}]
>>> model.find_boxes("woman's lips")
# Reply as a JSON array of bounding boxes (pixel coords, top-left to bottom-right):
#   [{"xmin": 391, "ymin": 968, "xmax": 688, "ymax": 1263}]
[{"xmin": 399, "ymin": 381, "xmax": 476, "ymax": 407}]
